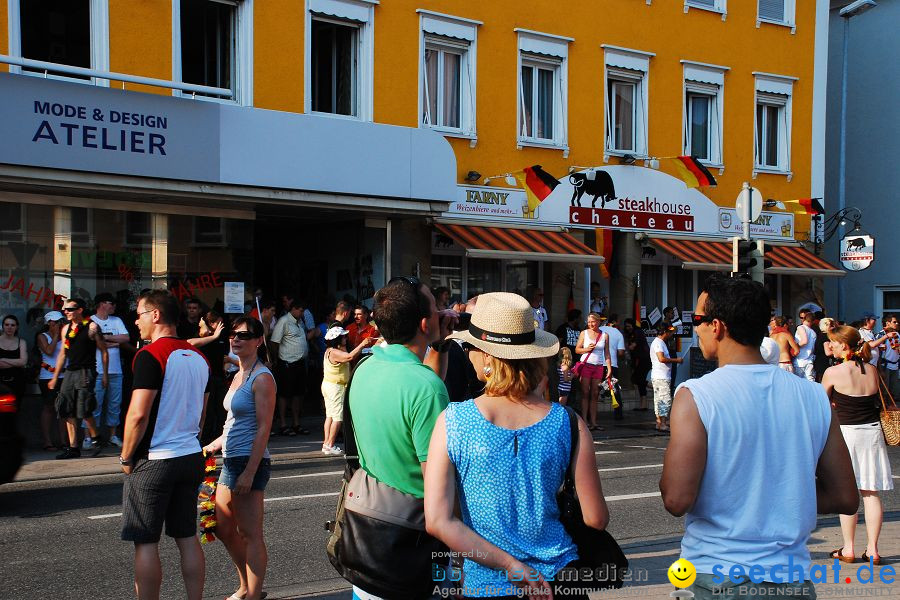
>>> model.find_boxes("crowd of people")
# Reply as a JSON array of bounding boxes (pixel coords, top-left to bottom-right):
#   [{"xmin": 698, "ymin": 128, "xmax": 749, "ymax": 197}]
[{"xmin": 1, "ymin": 275, "xmax": 896, "ymax": 599}]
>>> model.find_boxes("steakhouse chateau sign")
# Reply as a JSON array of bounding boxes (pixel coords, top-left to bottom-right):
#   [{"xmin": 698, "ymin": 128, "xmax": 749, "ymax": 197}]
[{"xmin": 446, "ymin": 166, "xmax": 794, "ymax": 240}]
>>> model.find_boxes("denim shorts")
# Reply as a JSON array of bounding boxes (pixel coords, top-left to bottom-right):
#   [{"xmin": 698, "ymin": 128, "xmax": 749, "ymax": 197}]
[{"xmin": 219, "ymin": 456, "xmax": 272, "ymax": 492}]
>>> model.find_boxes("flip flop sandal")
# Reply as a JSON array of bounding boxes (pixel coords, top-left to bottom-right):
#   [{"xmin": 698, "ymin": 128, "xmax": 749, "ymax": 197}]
[
  {"xmin": 861, "ymin": 552, "xmax": 881, "ymax": 565},
  {"xmin": 831, "ymin": 548, "xmax": 856, "ymax": 563}
]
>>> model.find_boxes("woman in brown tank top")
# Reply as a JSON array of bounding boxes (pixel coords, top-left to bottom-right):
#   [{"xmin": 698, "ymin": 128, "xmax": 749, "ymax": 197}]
[{"xmin": 821, "ymin": 325, "xmax": 893, "ymax": 566}]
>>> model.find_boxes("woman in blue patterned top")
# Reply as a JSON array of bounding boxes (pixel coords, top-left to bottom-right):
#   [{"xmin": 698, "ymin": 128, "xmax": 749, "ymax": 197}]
[{"xmin": 425, "ymin": 292, "xmax": 609, "ymax": 599}]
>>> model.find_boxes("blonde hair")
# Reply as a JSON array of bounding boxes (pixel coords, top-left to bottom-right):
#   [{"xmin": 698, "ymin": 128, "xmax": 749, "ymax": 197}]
[
  {"xmin": 558, "ymin": 347, "xmax": 573, "ymax": 368},
  {"xmin": 485, "ymin": 356, "xmax": 549, "ymax": 400}
]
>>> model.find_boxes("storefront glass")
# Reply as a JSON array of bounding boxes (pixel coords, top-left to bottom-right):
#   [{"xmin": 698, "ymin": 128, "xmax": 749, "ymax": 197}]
[
  {"xmin": 466, "ymin": 258, "xmax": 501, "ymax": 298},
  {"xmin": 430, "ymin": 255, "xmax": 463, "ymax": 301}
]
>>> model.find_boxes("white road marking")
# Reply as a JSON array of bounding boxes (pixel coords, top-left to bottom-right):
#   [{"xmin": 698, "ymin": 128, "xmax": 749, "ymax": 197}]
[
  {"xmin": 265, "ymin": 492, "xmax": 340, "ymax": 502},
  {"xmin": 270, "ymin": 470, "xmax": 343, "ymax": 480},
  {"xmin": 599, "ymin": 464, "xmax": 663, "ymax": 473},
  {"xmin": 606, "ymin": 492, "xmax": 661, "ymax": 501},
  {"xmin": 625, "ymin": 445, "xmax": 666, "ymax": 450},
  {"xmin": 595, "ymin": 451, "xmax": 621, "ymax": 455},
  {"xmin": 88, "ymin": 512, "xmax": 122, "ymax": 520}
]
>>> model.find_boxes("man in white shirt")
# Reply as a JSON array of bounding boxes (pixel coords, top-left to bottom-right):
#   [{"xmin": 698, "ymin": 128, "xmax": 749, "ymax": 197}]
[
  {"xmin": 793, "ymin": 312, "xmax": 817, "ymax": 381},
  {"xmin": 650, "ymin": 323, "xmax": 682, "ymax": 432},
  {"xmin": 876, "ymin": 314, "xmax": 900, "ymax": 398},
  {"xmin": 859, "ymin": 313, "xmax": 882, "ymax": 368},
  {"xmin": 84, "ymin": 293, "xmax": 130, "ymax": 448},
  {"xmin": 660, "ymin": 276, "xmax": 857, "ymax": 599},
  {"xmin": 526, "ymin": 286, "xmax": 548, "ymax": 331},
  {"xmin": 271, "ymin": 300, "xmax": 314, "ymax": 436}
]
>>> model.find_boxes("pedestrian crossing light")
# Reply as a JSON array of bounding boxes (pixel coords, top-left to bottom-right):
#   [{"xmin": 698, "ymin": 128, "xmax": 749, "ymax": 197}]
[{"xmin": 732, "ymin": 237, "xmax": 768, "ymax": 283}]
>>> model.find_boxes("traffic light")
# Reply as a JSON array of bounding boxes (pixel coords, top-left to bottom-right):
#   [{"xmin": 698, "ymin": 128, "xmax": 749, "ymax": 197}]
[{"xmin": 732, "ymin": 237, "xmax": 758, "ymax": 275}]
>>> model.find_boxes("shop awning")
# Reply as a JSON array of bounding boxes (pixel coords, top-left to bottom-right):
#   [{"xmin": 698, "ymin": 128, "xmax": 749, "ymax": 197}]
[
  {"xmin": 649, "ymin": 237, "xmax": 844, "ymax": 277},
  {"xmin": 434, "ymin": 223, "xmax": 602, "ymax": 263}
]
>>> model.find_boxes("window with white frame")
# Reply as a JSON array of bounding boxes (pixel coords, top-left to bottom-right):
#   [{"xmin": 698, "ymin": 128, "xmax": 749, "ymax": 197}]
[
  {"xmin": 758, "ymin": 0, "xmax": 795, "ymax": 27},
  {"xmin": 754, "ymin": 74, "xmax": 794, "ymax": 174},
  {"xmin": 10, "ymin": 0, "xmax": 109, "ymax": 83},
  {"xmin": 516, "ymin": 30, "xmax": 570, "ymax": 149},
  {"xmin": 175, "ymin": 0, "xmax": 252, "ymax": 104},
  {"xmin": 682, "ymin": 62, "xmax": 726, "ymax": 165},
  {"xmin": 419, "ymin": 12, "xmax": 479, "ymax": 137},
  {"xmin": 306, "ymin": 0, "xmax": 375, "ymax": 121},
  {"xmin": 685, "ymin": 0, "xmax": 726, "ymax": 13},
  {"xmin": 604, "ymin": 46, "xmax": 652, "ymax": 158}
]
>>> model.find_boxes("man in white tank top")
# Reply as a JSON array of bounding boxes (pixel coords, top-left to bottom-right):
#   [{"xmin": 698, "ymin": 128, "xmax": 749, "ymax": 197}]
[
  {"xmin": 660, "ymin": 276, "xmax": 857, "ymax": 599},
  {"xmin": 792, "ymin": 312, "xmax": 817, "ymax": 381}
]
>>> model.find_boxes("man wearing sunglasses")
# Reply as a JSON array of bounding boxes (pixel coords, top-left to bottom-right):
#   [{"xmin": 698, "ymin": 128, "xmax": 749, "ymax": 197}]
[
  {"xmin": 661, "ymin": 276, "xmax": 857, "ymax": 599},
  {"xmin": 49, "ymin": 298, "xmax": 109, "ymax": 459}
]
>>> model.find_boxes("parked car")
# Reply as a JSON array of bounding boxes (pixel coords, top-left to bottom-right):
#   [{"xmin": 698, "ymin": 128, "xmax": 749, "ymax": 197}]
[{"xmin": 0, "ymin": 383, "xmax": 24, "ymax": 484}]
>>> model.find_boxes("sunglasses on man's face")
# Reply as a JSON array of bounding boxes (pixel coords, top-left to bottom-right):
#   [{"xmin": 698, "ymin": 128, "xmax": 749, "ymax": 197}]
[
  {"xmin": 62, "ymin": 307, "xmax": 78, "ymax": 313},
  {"xmin": 691, "ymin": 314, "xmax": 715, "ymax": 327},
  {"xmin": 229, "ymin": 331, "xmax": 257, "ymax": 341}
]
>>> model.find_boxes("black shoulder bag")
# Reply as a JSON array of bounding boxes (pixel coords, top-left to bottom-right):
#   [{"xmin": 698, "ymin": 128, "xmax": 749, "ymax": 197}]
[
  {"xmin": 558, "ymin": 406, "xmax": 628, "ymax": 589},
  {"xmin": 325, "ymin": 355, "xmax": 446, "ymax": 600}
]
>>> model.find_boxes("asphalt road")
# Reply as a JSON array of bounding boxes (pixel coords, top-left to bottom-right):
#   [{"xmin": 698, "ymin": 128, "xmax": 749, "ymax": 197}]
[{"xmin": 1, "ymin": 439, "xmax": 898, "ymax": 600}]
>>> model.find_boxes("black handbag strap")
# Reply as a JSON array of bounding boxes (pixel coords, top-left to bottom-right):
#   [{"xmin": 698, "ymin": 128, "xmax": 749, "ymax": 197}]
[
  {"xmin": 341, "ymin": 353, "xmax": 373, "ymax": 473},
  {"xmin": 561, "ymin": 405, "xmax": 579, "ymax": 496}
]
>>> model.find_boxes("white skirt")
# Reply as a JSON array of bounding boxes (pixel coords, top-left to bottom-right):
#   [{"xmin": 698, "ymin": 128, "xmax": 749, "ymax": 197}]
[{"xmin": 840, "ymin": 422, "xmax": 895, "ymax": 491}]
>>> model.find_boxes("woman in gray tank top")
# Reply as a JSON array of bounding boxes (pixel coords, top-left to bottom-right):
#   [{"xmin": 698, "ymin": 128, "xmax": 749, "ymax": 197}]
[{"xmin": 202, "ymin": 317, "xmax": 276, "ymax": 600}]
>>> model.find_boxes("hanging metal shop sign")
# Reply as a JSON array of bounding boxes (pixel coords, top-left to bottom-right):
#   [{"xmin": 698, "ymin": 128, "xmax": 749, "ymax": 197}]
[{"xmin": 839, "ymin": 233, "xmax": 874, "ymax": 271}]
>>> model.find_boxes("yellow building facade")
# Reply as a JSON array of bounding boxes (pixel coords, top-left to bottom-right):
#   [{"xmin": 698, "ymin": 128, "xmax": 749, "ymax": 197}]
[{"xmin": 0, "ymin": 0, "xmax": 836, "ymax": 340}]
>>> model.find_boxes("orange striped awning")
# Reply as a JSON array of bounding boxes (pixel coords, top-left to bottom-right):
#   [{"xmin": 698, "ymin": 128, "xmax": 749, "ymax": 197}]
[
  {"xmin": 434, "ymin": 223, "xmax": 602, "ymax": 263},
  {"xmin": 650, "ymin": 237, "xmax": 844, "ymax": 277}
]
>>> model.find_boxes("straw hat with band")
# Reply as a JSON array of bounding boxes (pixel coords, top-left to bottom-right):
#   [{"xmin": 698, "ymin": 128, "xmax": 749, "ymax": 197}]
[{"xmin": 447, "ymin": 292, "xmax": 559, "ymax": 360}]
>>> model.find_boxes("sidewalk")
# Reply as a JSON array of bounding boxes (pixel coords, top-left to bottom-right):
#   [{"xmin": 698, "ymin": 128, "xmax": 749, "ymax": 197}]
[
  {"xmin": 591, "ymin": 515, "xmax": 900, "ymax": 599},
  {"xmin": 12, "ymin": 390, "xmax": 663, "ymax": 483},
  {"xmin": 266, "ymin": 517, "xmax": 900, "ymax": 599}
]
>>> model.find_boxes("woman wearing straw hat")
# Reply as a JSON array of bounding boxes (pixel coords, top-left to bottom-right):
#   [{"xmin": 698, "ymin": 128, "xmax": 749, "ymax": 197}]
[
  {"xmin": 424, "ymin": 292, "xmax": 609, "ymax": 599},
  {"xmin": 574, "ymin": 313, "xmax": 613, "ymax": 431}
]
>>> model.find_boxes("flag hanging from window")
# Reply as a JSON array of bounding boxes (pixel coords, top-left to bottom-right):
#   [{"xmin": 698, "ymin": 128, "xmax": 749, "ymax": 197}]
[
  {"xmin": 668, "ymin": 156, "xmax": 717, "ymax": 188},
  {"xmin": 595, "ymin": 228, "xmax": 613, "ymax": 280},
  {"xmin": 513, "ymin": 165, "xmax": 559, "ymax": 218},
  {"xmin": 783, "ymin": 198, "xmax": 824, "ymax": 216}
]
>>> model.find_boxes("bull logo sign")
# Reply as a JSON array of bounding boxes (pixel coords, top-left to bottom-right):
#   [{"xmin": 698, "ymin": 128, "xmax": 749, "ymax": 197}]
[{"xmin": 839, "ymin": 234, "xmax": 874, "ymax": 271}]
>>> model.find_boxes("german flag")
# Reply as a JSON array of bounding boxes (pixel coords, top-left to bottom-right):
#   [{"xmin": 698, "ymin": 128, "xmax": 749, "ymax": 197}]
[
  {"xmin": 783, "ymin": 198, "xmax": 825, "ymax": 216},
  {"xmin": 513, "ymin": 165, "xmax": 559, "ymax": 217},
  {"xmin": 596, "ymin": 228, "xmax": 613, "ymax": 279},
  {"xmin": 668, "ymin": 156, "xmax": 717, "ymax": 188}
]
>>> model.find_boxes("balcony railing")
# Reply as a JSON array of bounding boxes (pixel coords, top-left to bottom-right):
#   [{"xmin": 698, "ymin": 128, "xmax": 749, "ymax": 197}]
[{"xmin": 0, "ymin": 54, "xmax": 232, "ymax": 99}]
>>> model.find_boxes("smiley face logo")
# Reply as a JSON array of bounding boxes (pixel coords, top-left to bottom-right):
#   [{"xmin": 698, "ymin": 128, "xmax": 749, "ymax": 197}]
[{"xmin": 667, "ymin": 558, "xmax": 696, "ymax": 588}]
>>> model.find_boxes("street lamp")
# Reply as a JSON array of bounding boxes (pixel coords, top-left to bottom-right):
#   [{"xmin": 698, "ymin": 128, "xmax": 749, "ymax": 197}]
[{"xmin": 836, "ymin": 0, "xmax": 876, "ymax": 319}]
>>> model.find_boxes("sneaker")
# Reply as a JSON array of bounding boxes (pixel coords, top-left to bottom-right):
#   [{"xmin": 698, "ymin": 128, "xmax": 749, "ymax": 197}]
[
  {"xmin": 90, "ymin": 439, "xmax": 103, "ymax": 456},
  {"xmin": 321, "ymin": 444, "xmax": 332, "ymax": 454},
  {"xmin": 109, "ymin": 436, "xmax": 123, "ymax": 448},
  {"xmin": 326, "ymin": 445, "xmax": 344, "ymax": 456},
  {"xmin": 56, "ymin": 447, "xmax": 81, "ymax": 460},
  {"xmin": 81, "ymin": 437, "xmax": 93, "ymax": 450}
]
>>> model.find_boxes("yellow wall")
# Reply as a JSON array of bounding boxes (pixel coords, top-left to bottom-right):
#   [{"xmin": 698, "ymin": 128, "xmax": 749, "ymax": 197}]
[
  {"xmin": 364, "ymin": 0, "xmax": 818, "ymax": 236},
  {"xmin": 0, "ymin": 0, "xmax": 818, "ymax": 234},
  {"xmin": 108, "ymin": 0, "xmax": 171, "ymax": 95}
]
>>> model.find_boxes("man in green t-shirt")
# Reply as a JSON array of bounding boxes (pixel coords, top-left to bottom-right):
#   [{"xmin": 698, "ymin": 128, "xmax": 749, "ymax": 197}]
[{"xmin": 349, "ymin": 277, "xmax": 450, "ymax": 499}]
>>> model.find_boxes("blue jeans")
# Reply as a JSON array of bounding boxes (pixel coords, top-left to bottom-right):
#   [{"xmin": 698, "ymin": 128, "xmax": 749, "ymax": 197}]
[{"xmin": 84, "ymin": 373, "xmax": 123, "ymax": 428}]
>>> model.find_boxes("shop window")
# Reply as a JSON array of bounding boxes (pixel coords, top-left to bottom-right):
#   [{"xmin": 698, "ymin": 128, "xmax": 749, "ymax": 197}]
[
  {"xmin": 754, "ymin": 74, "xmax": 793, "ymax": 176},
  {"xmin": 505, "ymin": 260, "xmax": 538, "ymax": 299},
  {"xmin": 603, "ymin": 46, "xmax": 651, "ymax": 159},
  {"xmin": 125, "ymin": 213, "xmax": 152, "ymax": 247},
  {"xmin": 640, "ymin": 264, "xmax": 663, "ymax": 322},
  {"xmin": 757, "ymin": 0, "xmax": 795, "ymax": 29},
  {"xmin": 13, "ymin": 0, "xmax": 108, "ymax": 83},
  {"xmin": 882, "ymin": 290, "xmax": 900, "ymax": 313},
  {"xmin": 0, "ymin": 204, "xmax": 25, "ymax": 242},
  {"xmin": 176, "ymin": 0, "xmax": 252, "ymax": 103},
  {"xmin": 70, "ymin": 207, "xmax": 93, "ymax": 245},
  {"xmin": 430, "ymin": 255, "xmax": 463, "ymax": 302},
  {"xmin": 666, "ymin": 267, "xmax": 695, "ymax": 317},
  {"xmin": 467, "ymin": 258, "xmax": 501, "ymax": 298},
  {"xmin": 682, "ymin": 62, "xmax": 726, "ymax": 166},
  {"xmin": 192, "ymin": 216, "xmax": 226, "ymax": 246},
  {"xmin": 420, "ymin": 12, "xmax": 478, "ymax": 138},
  {"xmin": 516, "ymin": 30, "xmax": 570, "ymax": 151}
]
